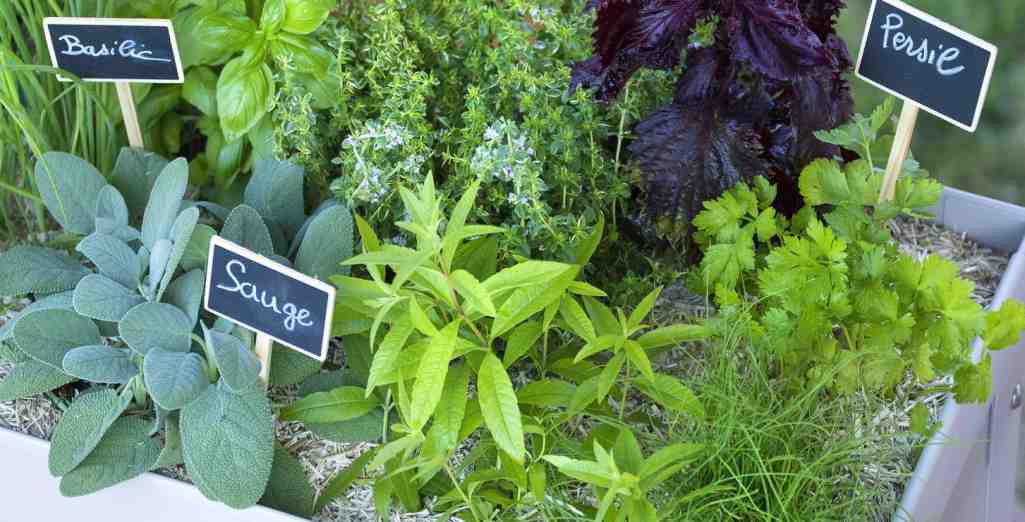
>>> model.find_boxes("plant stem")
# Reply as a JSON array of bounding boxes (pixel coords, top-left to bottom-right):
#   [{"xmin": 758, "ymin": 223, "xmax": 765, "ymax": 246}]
[{"xmin": 444, "ymin": 462, "xmax": 480, "ymax": 521}]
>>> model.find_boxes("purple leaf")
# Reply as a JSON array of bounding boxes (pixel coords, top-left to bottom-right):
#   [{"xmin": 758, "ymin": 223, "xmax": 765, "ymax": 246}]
[
  {"xmin": 631, "ymin": 101, "xmax": 768, "ymax": 224},
  {"xmin": 728, "ymin": 0, "xmax": 832, "ymax": 81}
]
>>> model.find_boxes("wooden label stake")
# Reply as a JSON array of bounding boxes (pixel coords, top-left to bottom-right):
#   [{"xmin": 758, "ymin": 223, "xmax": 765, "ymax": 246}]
[
  {"xmin": 255, "ymin": 333, "xmax": 273, "ymax": 385},
  {"xmin": 879, "ymin": 101, "xmax": 919, "ymax": 202},
  {"xmin": 115, "ymin": 82, "xmax": 145, "ymax": 149}
]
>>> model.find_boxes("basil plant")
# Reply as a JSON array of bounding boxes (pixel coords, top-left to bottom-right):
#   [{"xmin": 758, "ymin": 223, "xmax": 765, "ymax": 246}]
[{"xmin": 0, "ymin": 148, "xmax": 351, "ymax": 508}]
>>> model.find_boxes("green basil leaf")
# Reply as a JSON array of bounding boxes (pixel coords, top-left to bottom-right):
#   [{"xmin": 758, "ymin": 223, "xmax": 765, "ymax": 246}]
[
  {"xmin": 281, "ymin": 0, "xmax": 333, "ymax": 34},
  {"xmin": 217, "ymin": 58, "xmax": 275, "ymax": 142}
]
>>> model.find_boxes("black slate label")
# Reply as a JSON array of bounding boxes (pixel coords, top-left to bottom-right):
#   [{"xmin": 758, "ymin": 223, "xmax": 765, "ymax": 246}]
[
  {"xmin": 204, "ymin": 236, "xmax": 335, "ymax": 362},
  {"xmin": 43, "ymin": 18, "xmax": 183, "ymax": 83},
  {"xmin": 856, "ymin": 0, "xmax": 997, "ymax": 132}
]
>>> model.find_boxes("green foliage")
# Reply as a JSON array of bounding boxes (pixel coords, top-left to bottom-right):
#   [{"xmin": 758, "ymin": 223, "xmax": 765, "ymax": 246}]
[
  {"xmin": 545, "ymin": 432, "xmax": 703, "ymax": 522},
  {"xmin": 0, "ymin": 149, "xmax": 351, "ymax": 509},
  {"xmin": 272, "ymin": 0, "xmax": 671, "ymax": 259},
  {"xmin": 693, "ymin": 102, "xmax": 1025, "ymax": 402},
  {"xmin": 117, "ymin": 0, "xmax": 337, "ymax": 201},
  {"xmin": 313, "ymin": 175, "xmax": 708, "ymax": 519}
]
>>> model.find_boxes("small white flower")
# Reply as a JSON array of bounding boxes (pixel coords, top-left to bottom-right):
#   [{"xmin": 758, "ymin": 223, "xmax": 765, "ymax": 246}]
[{"xmin": 484, "ymin": 125, "xmax": 500, "ymax": 142}]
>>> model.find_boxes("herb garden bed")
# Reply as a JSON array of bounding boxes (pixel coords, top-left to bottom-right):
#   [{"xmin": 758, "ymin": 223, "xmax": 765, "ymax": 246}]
[{"xmin": 0, "ymin": 187, "xmax": 1019, "ymax": 522}]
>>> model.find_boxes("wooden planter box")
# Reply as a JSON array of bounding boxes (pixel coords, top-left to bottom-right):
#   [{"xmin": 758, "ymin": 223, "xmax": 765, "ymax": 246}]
[{"xmin": 897, "ymin": 187, "xmax": 1025, "ymax": 521}]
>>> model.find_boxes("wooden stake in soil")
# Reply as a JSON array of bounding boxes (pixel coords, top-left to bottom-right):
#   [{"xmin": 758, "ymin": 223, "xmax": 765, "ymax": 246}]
[
  {"xmin": 879, "ymin": 101, "xmax": 919, "ymax": 202},
  {"xmin": 115, "ymin": 82, "xmax": 145, "ymax": 149},
  {"xmin": 255, "ymin": 333, "xmax": 273, "ymax": 385}
]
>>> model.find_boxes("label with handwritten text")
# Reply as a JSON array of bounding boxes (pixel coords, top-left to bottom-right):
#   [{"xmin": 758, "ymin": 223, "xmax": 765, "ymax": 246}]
[
  {"xmin": 43, "ymin": 18, "xmax": 183, "ymax": 83},
  {"xmin": 204, "ymin": 236, "xmax": 335, "ymax": 362},
  {"xmin": 856, "ymin": 0, "xmax": 997, "ymax": 132}
]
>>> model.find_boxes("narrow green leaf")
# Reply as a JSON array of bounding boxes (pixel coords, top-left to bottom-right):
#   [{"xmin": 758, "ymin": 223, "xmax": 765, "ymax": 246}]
[
  {"xmin": 596, "ymin": 352, "xmax": 625, "ymax": 403},
  {"xmin": 478, "ymin": 353, "xmax": 525, "ymax": 463},
  {"xmin": 409, "ymin": 322, "xmax": 459, "ymax": 430},
  {"xmin": 451, "ymin": 269, "xmax": 497, "ymax": 317},
  {"xmin": 560, "ymin": 296, "xmax": 596, "ymax": 342},
  {"xmin": 423, "ymin": 363, "xmax": 470, "ymax": 460},
  {"xmin": 637, "ymin": 374, "xmax": 705, "ymax": 420},
  {"xmin": 503, "ymin": 320, "xmax": 543, "ymax": 368},
  {"xmin": 636, "ymin": 324, "xmax": 712, "ymax": 350},
  {"xmin": 624, "ymin": 340, "xmax": 655, "ymax": 382},
  {"xmin": 281, "ymin": 387, "xmax": 379, "ymax": 424},
  {"xmin": 408, "ymin": 298, "xmax": 438, "ymax": 337},
  {"xmin": 628, "ymin": 287, "xmax": 662, "ymax": 330},
  {"xmin": 315, "ymin": 449, "xmax": 375, "ymax": 513},
  {"xmin": 516, "ymin": 379, "xmax": 576, "ymax": 407}
]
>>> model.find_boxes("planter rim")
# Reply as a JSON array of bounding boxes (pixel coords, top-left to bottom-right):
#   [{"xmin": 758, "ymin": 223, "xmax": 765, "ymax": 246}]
[
  {"xmin": 896, "ymin": 186, "xmax": 1025, "ymax": 521},
  {"xmin": 0, "ymin": 426, "xmax": 307, "ymax": 521}
]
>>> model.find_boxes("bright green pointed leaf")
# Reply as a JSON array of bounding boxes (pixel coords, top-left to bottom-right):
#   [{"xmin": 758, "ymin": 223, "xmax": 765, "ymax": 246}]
[
  {"xmin": 516, "ymin": 379, "xmax": 575, "ymax": 407},
  {"xmin": 281, "ymin": 387, "xmax": 379, "ymax": 424},
  {"xmin": 560, "ymin": 296, "xmax": 596, "ymax": 342},
  {"xmin": 542, "ymin": 455, "xmax": 614, "ymax": 489},
  {"xmin": 491, "ymin": 265, "xmax": 579, "ymax": 339},
  {"xmin": 636, "ymin": 324, "xmax": 711, "ymax": 350},
  {"xmin": 482, "ymin": 261, "xmax": 574, "ymax": 296},
  {"xmin": 63, "ymin": 345, "xmax": 138, "ymax": 384},
  {"xmin": 451, "ymin": 269, "xmax": 496, "ymax": 317},
  {"xmin": 628, "ymin": 288, "xmax": 662, "ymax": 330},
  {"xmin": 366, "ymin": 322, "xmax": 414, "ymax": 395},
  {"xmin": 409, "ymin": 322, "xmax": 459, "ymax": 430},
  {"xmin": 408, "ymin": 298, "xmax": 438, "ymax": 337},
  {"xmin": 984, "ymin": 300, "xmax": 1025, "ymax": 350},
  {"xmin": 573, "ymin": 216, "xmax": 604, "ymax": 265},
  {"xmin": 478, "ymin": 353, "xmax": 525, "ymax": 463},
  {"xmin": 596, "ymin": 352, "xmax": 625, "ymax": 403},
  {"xmin": 49, "ymin": 388, "xmax": 132, "ymax": 476},
  {"xmin": 624, "ymin": 340, "xmax": 655, "ymax": 382},
  {"xmin": 315, "ymin": 449, "xmax": 375, "ymax": 513},
  {"xmin": 637, "ymin": 374, "xmax": 705, "ymax": 420},
  {"xmin": 503, "ymin": 320, "xmax": 543, "ymax": 368},
  {"xmin": 13, "ymin": 309, "xmax": 100, "ymax": 370}
]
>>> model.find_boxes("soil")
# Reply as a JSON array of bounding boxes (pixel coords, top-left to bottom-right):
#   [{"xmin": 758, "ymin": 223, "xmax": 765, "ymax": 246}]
[{"xmin": 0, "ymin": 217, "xmax": 1011, "ymax": 521}]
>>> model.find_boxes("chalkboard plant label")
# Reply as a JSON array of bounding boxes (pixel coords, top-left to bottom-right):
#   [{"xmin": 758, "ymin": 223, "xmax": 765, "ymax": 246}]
[
  {"xmin": 42, "ymin": 18, "xmax": 184, "ymax": 83},
  {"xmin": 204, "ymin": 236, "xmax": 335, "ymax": 362},
  {"xmin": 856, "ymin": 0, "xmax": 997, "ymax": 132}
]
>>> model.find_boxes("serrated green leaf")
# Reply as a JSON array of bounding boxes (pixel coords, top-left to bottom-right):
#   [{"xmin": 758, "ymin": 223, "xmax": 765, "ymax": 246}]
[
  {"xmin": 260, "ymin": 445, "xmax": 315, "ymax": 518},
  {"xmin": 72, "ymin": 274, "xmax": 144, "ymax": 322},
  {"xmin": 478, "ymin": 353, "xmax": 525, "ymax": 463},
  {"xmin": 542, "ymin": 455, "xmax": 614, "ymax": 488},
  {"xmin": 451, "ymin": 269, "xmax": 496, "ymax": 317},
  {"xmin": 59, "ymin": 416, "xmax": 160, "ymax": 496},
  {"xmin": 315, "ymin": 449, "xmax": 375, "ymax": 513},
  {"xmin": 144, "ymin": 349, "xmax": 210, "ymax": 410},
  {"xmin": 638, "ymin": 443, "xmax": 703, "ymax": 491},
  {"xmin": 0, "ymin": 246, "xmax": 91, "ymax": 297},
  {"xmin": 409, "ymin": 322, "xmax": 459, "ymax": 430},
  {"xmin": 366, "ymin": 322, "xmax": 414, "ymax": 395},
  {"xmin": 624, "ymin": 340, "xmax": 655, "ymax": 382},
  {"xmin": 222, "ymin": 204, "xmax": 275, "ymax": 257},
  {"xmin": 503, "ymin": 320, "xmax": 543, "ymax": 368},
  {"xmin": 560, "ymin": 296, "xmax": 596, "ymax": 342},
  {"xmin": 141, "ymin": 158, "xmax": 188, "ymax": 250},
  {"xmin": 0, "ymin": 360, "xmax": 74, "ymax": 401},
  {"xmin": 203, "ymin": 326, "xmax": 261, "ymax": 394},
  {"xmin": 281, "ymin": 386, "xmax": 379, "ymax": 424},
  {"xmin": 984, "ymin": 300, "xmax": 1025, "ymax": 350},
  {"xmin": 516, "ymin": 379, "xmax": 575, "ymax": 407},
  {"xmin": 13, "ymin": 309, "xmax": 100, "ymax": 370},
  {"xmin": 596, "ymin": 352, "xmax": 625, "ymax": 403},
  {"xmin": 482, "ymin": 261, "xmax": 574, "ymax": 296},
  {"xmin": 76, "ymin": 233, "xmax": 140, "ymax": 288},
  {"xmin": 423, "ymin": 363, "xmax": 470, "ymax": 460},
  {"xmin": 34, "ymin": 152, "xmax": 108, "ymax": 235},
  {"xmin": 491, "ymin": 265, "xmax": 579, "ymax": 339},
  {"xmin": 637, "ymin": 324, "xmax": 711, "ymax": 350},
  {"xmin": 627, "ymin": 288, "xmax": 661, "ymax": 331},
  {"xmin": 637, "ymin": 374, "xmax": 705, "ymax": 420},
  {"xmin": 49, "ymin": 388, "xmax": 131, "ymax": 476},
  {"xmin": 953, "ymin": 355, "xmax": 992, "ymax": 404},
  {"xmin": 613, "ymin": 429, "xmax": 644, "ymax": 475},
  {"xmin": 296, "ymin": 205, "xmax": 354, "ymax": 281},
  {"xmin": 62, "ymin": 345, "xmax": 137, "ymax": 384},
  {"xmin": 119, "ymin": 303, "xmax": 193, "ymax": 355},
  {"xmin": 181, "ymin": 383, "xmax": 274, "ymax": 509}
]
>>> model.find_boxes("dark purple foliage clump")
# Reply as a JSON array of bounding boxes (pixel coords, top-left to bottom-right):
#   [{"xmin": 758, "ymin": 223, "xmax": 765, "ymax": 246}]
[{"xmin": 573, "ymin": 0, "xmax": 854, "ymax": 230}]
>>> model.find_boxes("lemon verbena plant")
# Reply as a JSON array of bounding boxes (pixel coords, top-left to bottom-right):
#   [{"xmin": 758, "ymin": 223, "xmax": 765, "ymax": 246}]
[{"xmin": 279, "ymin": 176, "xmax": 709, "ymax": 519}]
